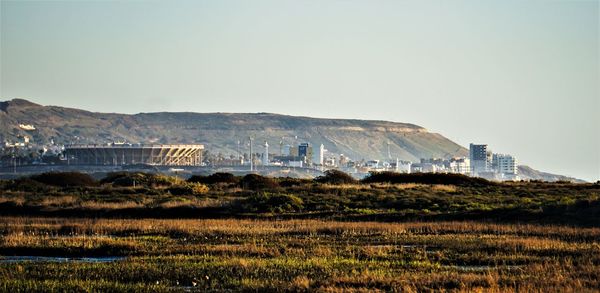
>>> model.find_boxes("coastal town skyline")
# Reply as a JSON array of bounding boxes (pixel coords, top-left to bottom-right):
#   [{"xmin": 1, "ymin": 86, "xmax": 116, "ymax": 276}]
[{"xmin": 2, "ymin": 0, "xmax": 598, "ymax": 180}]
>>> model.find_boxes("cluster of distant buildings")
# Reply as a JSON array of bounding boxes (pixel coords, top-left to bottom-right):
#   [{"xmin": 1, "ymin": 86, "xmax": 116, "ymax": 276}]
[
  {"xmin": 2, "ymin": 126, "xmax": 518, "ymax": 180},
  {"xmin": 230, "ymin": 141, "xmax": 518, "ymax": 181},
  {"xmin": 383, "ymin": 144, "xmax": 518, "ymax": 180},
  {"xmin": 468, "ymin": 144, "xmax": 518, "ymax": 180}
]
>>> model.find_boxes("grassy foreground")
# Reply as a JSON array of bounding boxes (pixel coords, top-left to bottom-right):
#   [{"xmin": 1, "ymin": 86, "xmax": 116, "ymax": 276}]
[
  {"xmin": 1, "ymin": 217, "xmax": 599, "ymax": 292},
  {"xmin": 1, "ymin": 171, "xmax": 599, "ymax": 226},
  {"xmin": 1, "ymin": 172, "xmax": 599, "ymax": 291}
]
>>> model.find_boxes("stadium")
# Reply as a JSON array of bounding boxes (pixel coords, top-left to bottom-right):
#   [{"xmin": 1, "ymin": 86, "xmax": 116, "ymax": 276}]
[{"xmin": 64, "ymin": 144, "xmax": 204, "ymax": 166}]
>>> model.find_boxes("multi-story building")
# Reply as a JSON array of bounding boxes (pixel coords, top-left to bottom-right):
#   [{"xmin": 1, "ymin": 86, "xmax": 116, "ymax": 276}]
[
  {"xmin": 395, "ymin": 159, "xmax": 412, "ymax": 173},
  {"xmin": 448, "ymin": 157, "xmax": 470, "ymax": 175},
  {"xmin": 316, "ymin": 144, "xmax": 325, "ymax": 165},
  {"xmin": 469, "ymin": 143, "xmax": 490, "ymax": 175},
  {"xmin": 263, "ymin": 141, "xmax": 269, "ymax": 166},
  {"xmin": 298, "ymin": 143, "xmax": 313, "ymax": 165},
  {"xmin": 365, "ymin": 160, "xmax": 380, "ymax": 169},
  {"xmin": 324, "ymin": 157, "xmax": 336, "ymax": 167},
  {"xmin": 492, "ymin": 153, "xmax": 518, "ymax": 179}
]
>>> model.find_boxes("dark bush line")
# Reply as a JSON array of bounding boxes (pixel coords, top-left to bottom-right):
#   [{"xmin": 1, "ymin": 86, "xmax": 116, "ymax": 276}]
[
  {"xmin": 315, "ymin": 170, "xmax": 357, "ymax": 184},
  {"xmin": 0, "ymin": 245, "xmax": 137, "ymax": 258},
  {"xmin": 188, "ymin": 170, "xmax": 492, "ymax": 187},
  {"xmin": 2, "ymin": 197, "xmax": 599, "ymax": 227},
  {"xmin": 0, "ymin": 201, "xmax": 232, "ymax": 219},
  {"xmin": 100, "ymin": 172, "xmax": 175, "ymax": 187},
  {"xmin": 342, "ymin": 204, "xmax": 600, "ymax": 228},
  {"xmin": 0, "ymin": 170, "xmax": 516, "ymax": 193},
  {"xmin": 187, "ymin": 172, "xmax": 240, "ymax": 185},
  {"xmin": 2, "ymin": 171, "xmax": 589, "ymax": 193},
  {"xmin": 239, "ymin": 174, "xmax": 279, "ymax": 190},
  {"xmin": 4, "ymin": 178, "xmax": 52, "ymax": 192},
  {"xmin": 277, "ymin": 177, "xmax": 313, "ymax": 187},
  {"xmin": 242, "ymin": 193, "xmax": 304, "ymax": 213},
  {"xmin": 361, "ymin": 171, "xmax": 494, "ymax": 187},
  {"xmin": 30, "ymin": 172, "xmax": 97, "ymax": 187}
]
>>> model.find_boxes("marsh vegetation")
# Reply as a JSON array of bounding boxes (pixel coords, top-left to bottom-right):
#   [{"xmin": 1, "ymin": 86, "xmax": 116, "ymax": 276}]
[
  {"xmin": 1, "ymin": 218, "xmax": 599, "ymax": 291},
  {"xmin": 0, "ymin": 171, "xmax": 598, "ymax": 291}
]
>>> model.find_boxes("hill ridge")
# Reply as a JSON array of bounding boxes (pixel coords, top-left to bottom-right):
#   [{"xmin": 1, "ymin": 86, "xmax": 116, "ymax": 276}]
[
  {"xmin": 0, "ymin": 98, "xmax": 460, "ymax": 162},
  {"xmin": 0, "ymin": 98, "xmax": 583, "ymax": 182}
]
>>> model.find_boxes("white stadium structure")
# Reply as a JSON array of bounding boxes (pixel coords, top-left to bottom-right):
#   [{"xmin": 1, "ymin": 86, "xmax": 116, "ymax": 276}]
[{"xmin": 64, "ymin": 144, "xmax": 204, "ymax": 166}]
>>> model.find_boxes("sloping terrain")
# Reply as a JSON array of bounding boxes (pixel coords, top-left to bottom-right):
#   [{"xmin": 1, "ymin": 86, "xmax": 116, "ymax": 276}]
[
  {"xmin": 0, "ymin": 98, "xmax": 466, "ymax": 162},
  {"xmin": 517, "ymin": 165, "xmax": 585, "ymax": 183},
  {"xmin": 0, "ymin": 98, "xmax": 583, "ymax": 181}
]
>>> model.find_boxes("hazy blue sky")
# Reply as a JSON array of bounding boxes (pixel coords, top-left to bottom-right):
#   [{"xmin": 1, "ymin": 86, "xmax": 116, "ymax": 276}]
[{"xmin": 1, "ymin": 0, "xmax": 598, "ymax": 181}]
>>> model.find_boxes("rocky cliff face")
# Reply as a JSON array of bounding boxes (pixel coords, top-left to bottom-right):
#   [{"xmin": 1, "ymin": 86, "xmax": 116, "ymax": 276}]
[{"xmin": 0, "ymin": 98, "xmax": 466, "ymax": 162}]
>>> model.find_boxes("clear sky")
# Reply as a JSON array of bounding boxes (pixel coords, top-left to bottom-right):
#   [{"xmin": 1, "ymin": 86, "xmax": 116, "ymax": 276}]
[{"xmin": 1, "ymin": 0, "xmax": 598, "ymax": 181}]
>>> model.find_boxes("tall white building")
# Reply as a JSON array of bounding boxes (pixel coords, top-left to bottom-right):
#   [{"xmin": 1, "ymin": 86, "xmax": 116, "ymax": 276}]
[
  {"xmin": 316, "ymin": 143, "xmax": 325, "ymax": 165},
  {"xmin": 282, "ymin": 144, "xmax": 293, "ymax": 156},
  {"xmin": 449, "ymin": 157, "xmax": 470, "ymax": 175},
  {"xmin": 493, "ymin": 154, "xmax": 517, "ymax": 177},
  {"xmin": 395, "ymin": 159, "xmax": 412, "ymax": 173},
  {"xmin": 263, "ymin": 141, "xmax": 269, "ymax": 166}
]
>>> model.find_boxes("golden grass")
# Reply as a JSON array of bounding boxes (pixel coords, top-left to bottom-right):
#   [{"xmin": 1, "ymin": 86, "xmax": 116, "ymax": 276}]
[
  {"xmin": 1, "ymin": 233, "xmax": 140, "ymax": 250},
  {"xmin": 320, "ymin": 182, "xmax": 446, "ymax": 190},
  {"xmin": 0, "ymin": 196, "xmax": 26, "ymax": 206},
  {"xmin": 39, "ymin": 196, "xmax": 78, "ymax": 207},
  {"xmin": 318, "ymin": 184, "xmax": 371, "ymax": 190},
  {"xmin": 78, "ymin": 201, "xmax": 143, "ymax": 210},
  {"xmin": 0, "ymin": 217, "xmax": 598, "ymax": 291},
  {"xmin": 2, "ymin": 217, "xmax": 599, "ymax": 240},
  {"xmin": 432, "ymin": 184, "xmax": 458, "ymax": 192},
  {"xmin": 157, "ymin": 197, "xmax": 224, "ymax": 209},
  {"xmin": 370, "ymin": 183, "xmax": 423, "ymax": 189}
]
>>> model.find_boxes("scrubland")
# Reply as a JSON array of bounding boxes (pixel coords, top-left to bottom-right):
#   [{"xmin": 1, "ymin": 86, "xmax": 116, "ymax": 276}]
[{"xmin": 0, "ymin": 171, "xmax": 599, "ymax": 291}]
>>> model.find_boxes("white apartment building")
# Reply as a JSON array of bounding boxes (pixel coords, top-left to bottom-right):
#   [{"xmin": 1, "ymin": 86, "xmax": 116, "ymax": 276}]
[
  {"xmin": 395, "ymin": 159, "xmax": 412, "ymax": 173},
  {"xmin": 493, "ymin": 154, "xmax": 517, "ymax": 175},
  {"xmin": 449, "ymin": 157, "xmax": 470, "ymax": 175}
]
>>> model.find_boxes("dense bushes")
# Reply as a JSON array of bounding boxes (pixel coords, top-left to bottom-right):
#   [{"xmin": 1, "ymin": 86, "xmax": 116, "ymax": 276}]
[
  {"xmin": 187, "ymin": 172, "xmax": 239, "ymax": 185},
  {"xmin": 314, "ymin": 170, "xmax": 357, "ymax": 184},
  {"xmin": 361, "ymin": 171, "xmax": 493, "ymax": 187},
  {"xmin": 101, "ymin": 172, "xmax": 177, "ymax": 187},
  {"xmin": 166, "ymin": 182, "xmax": 209, "ymax": 195},
  {"xmin": 4, "ymin": 178, "xmax": 51, "ymax": 192},
  {"xmin": 30, "ymin": 172, "xmax": 97, "ymax": 187},
  {"xmin": 101, "ymin": 172, "xmax": 146, "ymax": 187},
  {"xmin": 1, "ymin": 170, "xmax": 599, "ymax": 226},
  {"xmin": 244, "ymin": 193, "xmax": 304, "ymax": 213},
  {"xmin": 240, "ymin": 174, "xmax": 278, "ymax": 190},
  {"xmin": 277, "ymin": 177, "xmax": 313, "ymax": 187}
]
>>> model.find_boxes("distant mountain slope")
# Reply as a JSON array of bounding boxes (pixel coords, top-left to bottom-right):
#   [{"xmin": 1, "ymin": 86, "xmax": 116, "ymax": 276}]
[
  {"xmin": 0, "ymin": 98, "xmax": 466, "ymax": 162},
  {"xmin": 0, "ymin": 98, "xmax": 584, "ymax": 182},
  {"xmin": 517, "ymin": 165, "xmax": 586, "ymax": 183}
]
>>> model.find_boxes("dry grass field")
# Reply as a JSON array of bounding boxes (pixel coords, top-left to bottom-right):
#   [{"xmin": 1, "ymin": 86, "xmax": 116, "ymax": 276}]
[
  {"xmin": 1, "ymin": 172, "xmax": 599, "ymax": 291},
  {"xmin": 1, "ymin": 217, "xmax": 599, "ymax": 292}
]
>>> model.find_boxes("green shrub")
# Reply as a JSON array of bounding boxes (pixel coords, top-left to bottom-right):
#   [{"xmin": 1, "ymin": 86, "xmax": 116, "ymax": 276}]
[
  {"xmin": 277, "ymin": 177, "xmax": 312, "ymax": 187},
  {"xmin": 4, "ymin": 178, "xmax": 52, "ymax": 192},
  {"xmin": 101, "ymin": 172, "xmax": 177, "ymax": 187},
  {"xmin": 30, "ymin": 172, "xmax": 97, "ymax": 187},
  {"xmin": 152, "ymin": 174, "xmax": 179, "ymax": 186},
  {"xmin": 314, "ymin": 170, "xmax": 357, "ymax": 184},
  {"xmin": 361, "ymin": 171, "xmax": 493, "ymax": 187},
  {"xmin": 240, "ymin": 174, "xmax": 278, "ymax": 190},
  {"xmin": 166, "ymin": 182, "xmax": 209, "ymax": 195},
  {"xmin": 244, "ymin": 193, "xmax": 304, "ymax": 213},
  {"xmin": 187, "ymin": 172, "xmax": 240, "ymax": 185},
  {"xmin": 101, "ymin": 172, "xmax": 146, "ymax": 186}
]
